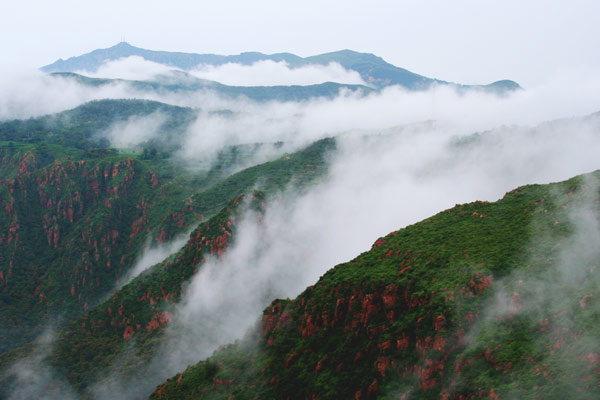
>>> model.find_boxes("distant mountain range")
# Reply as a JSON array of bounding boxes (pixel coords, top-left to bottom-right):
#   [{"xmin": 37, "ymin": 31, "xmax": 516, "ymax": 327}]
[
  {"xmin": 50, "ymin": 71, "xmax": 376, "ymax": 102},
  {"xmin": 41, "ymin": 42, "xmax": 521, "ymax": 92}
]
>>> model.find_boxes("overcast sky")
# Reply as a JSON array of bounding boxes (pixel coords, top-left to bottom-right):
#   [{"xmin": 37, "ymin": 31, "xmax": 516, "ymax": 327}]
[{"xmin": 1, "ymin": 0, "xmax": 599, "ymax": 87}]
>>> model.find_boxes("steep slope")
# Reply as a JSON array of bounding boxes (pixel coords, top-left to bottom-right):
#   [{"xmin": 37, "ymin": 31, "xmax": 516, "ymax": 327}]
[
  {"xmin": 41, "ymin": 42, "xmax": 520, "ymax": 92},
  {"xmin": 0, "ymin": 96, "xmax": 336, "ymax": 357},
  {"xmin": 0, "ymin": 135, "xmax": 336, "ymax": 398},
  {"xmin": 0, "ymin": 98, "xmax": 196, "ymax": 154},
  {"xmin": 45, "ymin": 192, "xmax": 263, "ymax": 395},
  {"xmin": 0, "ymin": 142, "xmax": 202, "ymax": 352},
  {"xmin": 151, "ymin": 171, "xmax": 599, "ymax": 399},
  {"xmin": 40, "ymin": 139, "xmax": 334, "ymax": 395}
]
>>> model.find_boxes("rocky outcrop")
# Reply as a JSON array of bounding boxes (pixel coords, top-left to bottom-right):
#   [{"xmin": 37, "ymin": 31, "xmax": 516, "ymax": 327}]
[{"xmin": 151, "ymin": 172, "xmax": 600, "ymax": 400}]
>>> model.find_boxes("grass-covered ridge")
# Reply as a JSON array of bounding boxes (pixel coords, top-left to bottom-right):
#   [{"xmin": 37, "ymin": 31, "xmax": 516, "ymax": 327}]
[
  {"xmin": 0, "ymin": 114, "xmax": 336, "ymax": 399},
  {"xmin": 0, "ymin": 99, "xmax": 195, "ymax": 151},
  {"xmin": 151, "ymin": 171, "xmax": 599, "ymax": 400},
  {"xmin": 0, "ymin": 98, "xmax": 336, "ymax": 361}
]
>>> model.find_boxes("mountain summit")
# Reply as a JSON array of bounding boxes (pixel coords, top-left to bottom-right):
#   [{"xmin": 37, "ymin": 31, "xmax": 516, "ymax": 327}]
[{"xmin": 41, "ymin": 42, "xmax": 520, "ymax": 91}]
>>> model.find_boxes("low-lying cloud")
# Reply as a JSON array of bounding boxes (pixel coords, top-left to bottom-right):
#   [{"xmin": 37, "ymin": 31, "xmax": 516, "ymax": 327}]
[
  {"xmin": 101, "ymin": 111, "xmax": 167, "ymax": 149},
  {"xmin": 74, "ymin": 55, "xmax": 366, "ymax": 86},
  {"xmin": 115, "ymin": 232, "xmax": 191, "ymax": 290},
  {"xmin": 456, "ymin": 174, "xmax": 600, "ymax": 398},
  {"xmin": 77, "ymin": 56, "xmax": 175, "ymax": 81},
  {"xmin": 4, "ymin": 330, "xmax": 77, "ymax": 400},
  {"xmin": 2, "ymin": 56, "xmax": 600, "ymax": 399},
  {"xmin": 0, "ymin": 67, "xmax": 136, "ymax": 120},
  {"xmin": 188, "ymin": 60, "xmax": 366, "ymax": 86},
  {"xmin": 91, "ymin": 104, "xmax": 600, "ymax": 399}
]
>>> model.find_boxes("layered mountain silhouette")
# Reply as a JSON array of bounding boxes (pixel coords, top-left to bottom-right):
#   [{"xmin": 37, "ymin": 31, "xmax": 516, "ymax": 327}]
[
  {"xmin": 42, "ymin": 42, "xmax": 520, "ymax": 92},
  {"xmin": 1, "ymin": 43, "xmax": 597, "ymax": 400},
  {"xmin": 50, "ymin": 71, "xmax": 376, "ymax": 102},
  {"xmin": 1, "ymin": 101, "xmax": 597, "ymax": 399}
]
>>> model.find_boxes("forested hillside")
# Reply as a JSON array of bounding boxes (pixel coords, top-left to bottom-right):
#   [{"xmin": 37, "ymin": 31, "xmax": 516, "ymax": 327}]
[
  {"xmin": 0, "ymin": 100, "xmax": 336, "ymax": 357},
  {"xmin": 151, "ymin": 171, "xmax": 600, "ymax": 399}
]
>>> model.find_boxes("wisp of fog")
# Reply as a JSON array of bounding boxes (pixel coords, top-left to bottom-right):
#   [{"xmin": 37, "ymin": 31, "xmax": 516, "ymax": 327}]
[{"xmin": 2, "ymin": 57, "xmax": 600, "ymax": 399}]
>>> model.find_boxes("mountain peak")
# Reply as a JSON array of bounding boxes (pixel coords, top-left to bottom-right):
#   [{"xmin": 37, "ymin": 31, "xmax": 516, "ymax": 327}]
[
  {"xmin": 112, "ymin": 41, "xmax": 135, "ymax": 49},
  {"xmin": 40, "ymin": 44, "xmax": 519, "ymax": 92}
]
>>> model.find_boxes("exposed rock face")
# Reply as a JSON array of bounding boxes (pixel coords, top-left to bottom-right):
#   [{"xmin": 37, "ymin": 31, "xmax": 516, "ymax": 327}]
[
  {"xmin": 0, "ymin": 148, "xmax": 199, "ymax": 352},
  {"xmin": 150, "ymin": 173, "xmax": 599, "ymax": 400},
  {"xmin": 47, "ymin": 192, "xmax": 264, "ymax": 394}
]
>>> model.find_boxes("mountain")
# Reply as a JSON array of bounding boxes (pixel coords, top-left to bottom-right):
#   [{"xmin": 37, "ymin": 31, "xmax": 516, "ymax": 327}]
[
  {"xmin": 0, "ymin": 98, "xmax": 195, "ymax": 154},
  {"xmin": 0, "ymin": 142, "xmax": 200, "ymax": 352},
  {"xmin": 41, "ymin": 42, "xmax": 520, "ymax": 92},
  {"xmin": 50, "ymin": 72, "xmax": 376, "ymax": 102},
  {"xmin": 0, "ymin": 97, "xmax": 337, "ymax": 398},
  {"xmin": 1, "ymin": 101, "xmax": 598, "ymax": 399},
  {"xmin": 149, "ymin": 171, "xmax": 600, "ymax": 399},
  {"xmin": 37, "ymin": 138, "xmax": 334, "ymax": 395},
  {"xmin": 0, "ymin": 99, "xmax": 336, "ymax": 356}
]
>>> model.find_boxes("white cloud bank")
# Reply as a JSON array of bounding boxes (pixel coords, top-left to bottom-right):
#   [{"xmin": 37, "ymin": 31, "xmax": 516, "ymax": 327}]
[
  {"xmin": 92, "ymin": 93, "xmax": 600, "ymax": 399},
  {"xmin": 74, "ymin": 56, "xmax": 366, "ymax": 86},
  {"xmin": 77, "ymin": 56, "xmax": 175, "ymax": 81},
  {"xmin": 188, "ymin": 60, "xmax": 366, "ymax": 86},
  {"xmin": 1, "ymin": 56, "xmax": 600, "ymax": 399}
]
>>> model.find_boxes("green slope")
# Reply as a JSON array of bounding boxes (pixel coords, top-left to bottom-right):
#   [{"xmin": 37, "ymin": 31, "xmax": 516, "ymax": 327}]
[
  {"xmin": 0, "ymin": 98, "xmax": 336, "ymax": 357},
  {"xmin": 150, "ymin": 171, "xmax": 599, "ymax": 400},
  {"xmin": 37, "ymin": 138, "xmax": 334, "ymax": 396},
  {"xmin": 0, "ymin": 142, "xmax": 202, "ymax": 352},
  {"xmin": 0, "ymin": 131, "xmax": 336, "ymax": 398},
  {"xmin": 0, "ymin": 98, "xmax": 195, "ymax": 154}
]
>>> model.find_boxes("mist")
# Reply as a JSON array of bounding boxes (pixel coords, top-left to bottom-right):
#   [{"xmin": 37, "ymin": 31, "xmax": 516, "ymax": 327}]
[
  {"xmin": 0, "ymin": 66, "xmax": 139, "ymax": 120},
  {"xmin": 77, "ymin": 56, "xmax": 176, "ymax": 81},
  {"xmin": 3, "ymin": 330, "xmax": 77, "ymax": 400},
  {"xmin": 165, "ymin": 68, "xmax": 600, "ymax": 173},
  {"xmin": 456, "ymin": 175, "xmax": 600, "ymax": 398},
  {"xmin": 74, "ymin": 55, "xmax": 366, "ymax": 86},
  {"xmin": 115, "ymin": 231, "xmax": 191, "ymax": 290},
  {"xmin": 102, "ymin": 111, "xmax": 168, "ymax": 149},
  {"xmin": 86, "ymin": 94, "xmax": 600, "ymax": 398},
  {"xmin": 2, "ymin": 56, "xmax": 600, "ymax": 398},
  {"xmin": 187, "ymin": 60, "xmax": 366, "ymax": 86}
]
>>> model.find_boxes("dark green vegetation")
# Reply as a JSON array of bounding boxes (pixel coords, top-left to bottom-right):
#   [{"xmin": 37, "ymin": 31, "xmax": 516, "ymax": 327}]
[
  {"xmin": 0, "ymin": 99, "xmax": 336, "ymax": 363},
  {"xmin": 0, "ymin": 142, "xmax": 195, "ymax": 352},
  {"xmin": 150, "ymin": 172, "xmax": 599, "ymax": 399},
  {"xmin": 41, "ymin": 42, "xmax": 520, "ymax": 92},
  {"xmin": 0, "ymin": 98, "xmax": 194, "ymax": 155},
  {"xmin": 46, "ymin": 192, "xmax": 261, "ymax": 396}
]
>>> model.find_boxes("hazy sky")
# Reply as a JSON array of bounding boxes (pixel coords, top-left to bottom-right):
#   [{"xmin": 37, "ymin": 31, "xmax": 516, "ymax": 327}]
[{"xmin": 1, "ymin": 0, "xmax": 599, "ymax": 87}]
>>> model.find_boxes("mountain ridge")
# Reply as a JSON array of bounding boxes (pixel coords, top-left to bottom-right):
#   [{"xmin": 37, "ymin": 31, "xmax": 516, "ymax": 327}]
[
  {"xmin": 41, "ymin": 42, "xmax": 520, "ymax": 92},
  {"xmin": 49, "ymin": 72, "xmax": 376, "ymax": 102},
  {"xmin": 149, "ymin": 170, "xmax": 600, "ymax": 399}
]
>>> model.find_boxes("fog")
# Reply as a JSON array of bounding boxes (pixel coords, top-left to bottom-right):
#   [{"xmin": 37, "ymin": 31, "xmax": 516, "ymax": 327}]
[
  {"xmin": 102, "ymin": 111, "xmax": 167, "ymax": 149},
  {"xmin": 0, "ymin": 67, "xmax": 136, "ymax": 120},
  {"xmin": 79, "ymin": 56, "xmax": 176, "ymax": 81},
  {"xmin": 109, "ymin": 67, "xmax": 600, "ymax": 173},
  {"xmin": 458, "ymin": 175, "xmax": 600, "ymax": 398},
  {"xmin": 1, "ymin": 57, "xmax": 600, "ymax": 398},
  {"xmin": 75, "ymin": 55, "xmax": 366, "ymax": 87},
  {"xmin": 187, "ymin": 59, "xmax": 366, "ymax": 86},
  {"xmin": 86, "ymin": 98, "xmax": 600, "ymax": 399},
  {"xmin": 4, "ymin": 330, "xmax": 77, "ymax": 400},
  {"xmin": 161, "ymin": 111, "xmax": 600, "ymax": 373},
  {"xmin": 115, "ymin": 231, "xmax": 191, "ymax": 290}
]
